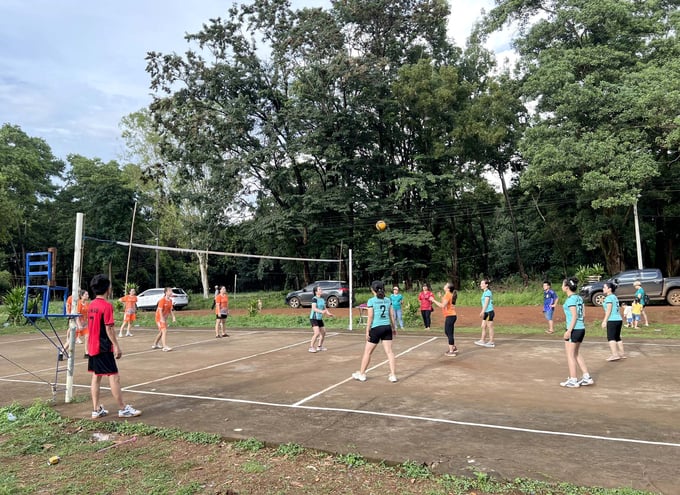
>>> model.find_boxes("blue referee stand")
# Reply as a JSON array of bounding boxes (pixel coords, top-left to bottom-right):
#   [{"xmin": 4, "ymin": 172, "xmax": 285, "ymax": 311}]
[{"xmin": 22, "ymin": 249, "xmax": 79, "ymax": 396}]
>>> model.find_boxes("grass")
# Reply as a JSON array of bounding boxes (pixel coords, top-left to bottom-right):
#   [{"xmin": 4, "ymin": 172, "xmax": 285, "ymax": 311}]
[{"xmin": 0, "ymin": 402, "xmax": 657, "ymax": 495}]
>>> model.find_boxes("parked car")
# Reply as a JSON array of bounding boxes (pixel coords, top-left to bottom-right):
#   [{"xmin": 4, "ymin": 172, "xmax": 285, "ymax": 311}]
[
  {"xmin": 579, "ymin": 268, "xmax": 680, "ymax": 306},
  {"xmin": 285, "ymin": 281, "xmax": 354, "ymax": 309},
  {"xmin": 136, "ymin": 287, "xmax": 189, "ymax": 310}
]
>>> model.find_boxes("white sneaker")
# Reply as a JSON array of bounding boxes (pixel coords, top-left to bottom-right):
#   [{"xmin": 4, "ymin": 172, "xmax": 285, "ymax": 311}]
[
  {"xmin": 126, "ymin": 333, "xmax": 133, "ymax": 337},
  {"xmin": 75, "ymin": 338, "xmax": 83, "ymax": 344},
  {"xmin": 151, "ymin": 344, "xmax": 161, "ymax": 349},
  {"xmin": 352, "ymin": 372, "xmax": 366, "ymax": 382},
  {"xmin": 560, "ymin": 377, "xmax": 580, "ymax": 388},
  {"xmin": 578, "ymin": 376, "xmax": 594, "ymax": 386},
  {"xmin": 118, "ymin": 404, "xmax": 142, "ymax": 418},
  {"xmin": 484, "ymin": 342, "xmax": 496, "ymax": 348},
  {"xmin": 91, "ymin": 405, "xmax": 108, "ymax": 419},
  {"xmin": 162, "ymin": 346, "xmax": 172, "ymax": 352},
  {"xmin": 308, "ymin": 347, "xmax": 317, "ymax": 353},
  {"xmin": 474, "ymin": 340, "xmax": 486, "ymax": 346},
  {"xmin": 118, "ymin": 333, "xmax": 123, "ymax": 338},
  {"xmin": 388, "ymin": 375, "xmax": 398, "ymax": 383},
  {"xmin": 317, "ymin": 346, "xmax": 327, "ymax": 351}
]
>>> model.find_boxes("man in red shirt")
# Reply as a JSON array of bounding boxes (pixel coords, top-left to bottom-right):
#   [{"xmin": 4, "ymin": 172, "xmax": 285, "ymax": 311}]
[
  {"xmin": 151, "ymin": 287, "xmax": 176, "ymax": 352},
  {"xmin": 87, "ymin": 274, "xmax": 142, "ymax": 419}
]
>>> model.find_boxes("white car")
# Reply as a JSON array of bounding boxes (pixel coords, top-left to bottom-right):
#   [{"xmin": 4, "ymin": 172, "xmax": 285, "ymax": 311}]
[{"xmin": 136, "ymin": 288, "xmax": 189, "ymax": 311}]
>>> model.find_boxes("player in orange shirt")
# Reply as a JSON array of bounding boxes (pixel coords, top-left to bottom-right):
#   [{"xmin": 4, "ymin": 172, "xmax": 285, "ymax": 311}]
[
  {"xmin": 430, "ymin": 283, "xmax": 459, "ymax": 356},
  {"xmin": 75, "ymin": 291, "xmax": 90, "ymax": 357},
  {"xmin": 151, "ymin": 287, "xmax": 176, "ymax": 352},
  {"xmin": 60, "ymin": 293, "xmax": 79, "ymax": 360},
  {"xmin": 214, "ymin": 286, "xmax": 229, "ymax": 338},
  {"xmin": 118, "ymin": 288, "xmax": 138, "ymax": 337}
]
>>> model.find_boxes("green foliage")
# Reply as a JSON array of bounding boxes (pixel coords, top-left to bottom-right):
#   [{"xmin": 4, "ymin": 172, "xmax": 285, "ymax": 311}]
[
  {"xmin": 275, "ymin": 442, "xmax": 305, "ymax": 458},
  {"xmin": 233, "ymin": 437, "xmax": 265, "ymax": 452},
  {"xmin": 399, "ymin": 460, "xmax": 432, "ymax": 479},
  {"xmin": 241, "ymin": 460, "xmax": 269, "ymax": 473},
  {"xmin": 575, "ymin": 264, "xmax": 606, "ymax": 283},
  {"xmin": 0, "ymin": 270, "xmax": 11, "ymax": 294},
  {"xmin": 336, "ymin": 452, "xmax": 367, "ymax": 467},
  {"xmin": 3, "ymin": 286, "xmax": 26, "ymax": 325}
]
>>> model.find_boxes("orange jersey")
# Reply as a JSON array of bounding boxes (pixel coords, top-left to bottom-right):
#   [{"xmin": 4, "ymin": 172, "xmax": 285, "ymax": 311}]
[
  {"xmin": 155, "ymin": 297, "xmax": 174, "ymax": 323},
  {"xmin": 440, "ymin": 292, "xmax": 456, "ymax": 317},
  {"xmin": 76, "ymin": 298, "xmax": 90, "ymax": 334},
  {"xmin": 119, "ymin": 295, "xmax": 138, "ymax": 314},
  {"xmin": 214, "ymin": 293, "xmax": 229, "ymax": 316}
]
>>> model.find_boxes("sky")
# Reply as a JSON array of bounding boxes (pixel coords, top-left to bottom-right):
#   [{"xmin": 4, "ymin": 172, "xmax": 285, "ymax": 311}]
[{"xmin": 0, "ymin": 0, "xmax": 512, "ymax": 164}]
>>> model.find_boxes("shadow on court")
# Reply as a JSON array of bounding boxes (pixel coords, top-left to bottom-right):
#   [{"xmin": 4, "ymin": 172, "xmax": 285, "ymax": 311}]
[{"xmin": 2, "ymin": 327, "xmax": 679, "ymax": 494}]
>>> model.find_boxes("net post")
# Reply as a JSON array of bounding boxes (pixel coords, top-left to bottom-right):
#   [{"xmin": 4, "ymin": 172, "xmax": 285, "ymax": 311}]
[
  {"xmin": 348, "ymin": 248, "xmax": 353, "ymax": 331},
  {"xmin": 65, "ymin": 212, "xmax": 84, "ymax": 403}
]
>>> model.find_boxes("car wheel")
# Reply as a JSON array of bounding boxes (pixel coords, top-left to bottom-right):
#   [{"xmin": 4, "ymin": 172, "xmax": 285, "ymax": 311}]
[
  {"xmin": 288, "ymin": 297, "xmax": 301, "ymax": 309},
  {"xmin": 326, "ymin": 296, "xmax": 339, "ymax": 308},
  {"xmin": 666, "ymin": 289, "xmax": 680, "ymax": 306},
  {"xmin": 591, "ymin": 292, "xmax": 605, "ymax": 306}
]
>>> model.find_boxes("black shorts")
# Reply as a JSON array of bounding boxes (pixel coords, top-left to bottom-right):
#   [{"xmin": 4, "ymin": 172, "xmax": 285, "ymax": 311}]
[
  {"xmin": 482, "ymin": 310, "xmax": 495, "ymax": 321},
  {"xmin": 310, "ymin": 318, "xmax": 325, "ymax": 328},
  {"xmin": 88, "ymin": 352, "xmax": 119, "ymax": 376},
  {"xmin": 606, "ymin": 320, "xmax": 623, "ymax": 342},
  {"xmin": 216, "ymin": 314, "xmax": 228, "ymax": 320},
  {"xmin": 368, "ymin": 324, "xmax": 393, "ymax": 344},
  {"xmin": 565, "ymin": 328, "xmax": 586, "ymax": 343}
]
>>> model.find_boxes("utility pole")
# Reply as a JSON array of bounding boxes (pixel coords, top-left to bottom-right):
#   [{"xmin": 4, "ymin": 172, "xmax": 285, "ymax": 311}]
[{"xmin": 633, "ymin": 196, "xmax": 643, "ymax": 269}]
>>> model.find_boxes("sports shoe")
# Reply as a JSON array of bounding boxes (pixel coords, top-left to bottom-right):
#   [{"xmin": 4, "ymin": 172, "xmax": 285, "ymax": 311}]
[
  {"xmin": 75, "ymin": 338, "xmax": 83, "ymax": 344},
  {"xmin": 388, "ymin": 375, "xmax": 398, "ymax": 383},
  {"xmin": 484, "ymin": 342, "xmax": 496, "ymax": 348},
  {"xmin": 162, "ymin": 346, "xmax": 172, "ymax": 352},
  {"xmin": 118, "ymin": 404, "xmax": 142, "ymax": 418},
  {"xmin": 352, "ymin": 372, "xmax": 367, "ymax": 382},
  {"xmin": 474, "ymin": 340, "xmax": 486, "ymax": 346},
  {"xmin": 151, "ymin": 344, "xmax": 162, "ymax": 349},
  {"xmin": 316, "ymin": 346, "xmax": 327, "ymax": 351},
  {"xmin": 308, "ymin": 347, "xmax": 317, "ymax": 353},
  {"xmin": 125, "ymin": 333, "xmax": 133, "ymax": 337},
  {"xmin": 578, "ymin": 376, "xmax": 594, "ymax": 386},
  {"xmin": 560, "ymin": 377, "xmax": 580, "ymax": 388},
  {"xmin": 445, "ymin": 350, "xmax": 457, "ymax": 357},
  {"xmin": 91, "ymin": 405, "xmax": 108, "ymax": 419}
]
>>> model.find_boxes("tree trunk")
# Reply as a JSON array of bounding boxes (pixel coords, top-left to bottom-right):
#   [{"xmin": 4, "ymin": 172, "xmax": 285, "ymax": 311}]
[{"xmin": 197, "ymin": 251, "xmax": 209, "ymax": 298}]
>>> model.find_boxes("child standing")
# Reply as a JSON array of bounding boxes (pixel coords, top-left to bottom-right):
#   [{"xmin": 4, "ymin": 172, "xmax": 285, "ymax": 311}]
[
  {"xmin": 622, "ymin": 302, "xmax": 633, "ymax": 327},
  {"xmin": 631, "ymin": 298, "xmax": 642, "ymax": 329}
]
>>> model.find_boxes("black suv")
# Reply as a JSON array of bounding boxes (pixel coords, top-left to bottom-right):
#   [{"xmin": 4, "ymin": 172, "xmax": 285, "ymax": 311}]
[{"xmin": 285, "ymin": 280, "xmax": 353, "ymax": 309}]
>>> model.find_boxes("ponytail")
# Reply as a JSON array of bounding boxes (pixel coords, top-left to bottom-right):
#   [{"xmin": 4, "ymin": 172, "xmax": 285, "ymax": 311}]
[{"xmin": 371, "ymin": 280, "xmax": 386, "ymax": 299}]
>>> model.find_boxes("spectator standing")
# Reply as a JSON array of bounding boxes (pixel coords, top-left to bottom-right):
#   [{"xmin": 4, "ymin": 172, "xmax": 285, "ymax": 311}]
[
  {"xmin": 631, "ymin": 298, "xmax": 643, "ymax": 329},
  {"xmin": 417, "ymin": 284, "xmax": 434, "ymax": 330},
  {"xmin": 543, "ymin": 281, "xmax": 559, "ymax": 334},
  {"xmin": 633, "ymin": 281, "xmax": 649, "ymax": 326},
  {"xmin": 622, "ymin": 302, "xmax": 633, "ymax": 327},
  {"xmin": 390, "ymin": 286, "xmax": 405, "ymax": 330}
]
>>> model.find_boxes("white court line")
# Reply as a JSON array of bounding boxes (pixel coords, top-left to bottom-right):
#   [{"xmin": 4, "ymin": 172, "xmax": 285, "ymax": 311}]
[
  {"xmin": 115, "ymin": 388, "xmax": 680, "ymax": 449},
  {"xmin": 292, "ymin": 336, "xmax": 438, "ymax": 406}
]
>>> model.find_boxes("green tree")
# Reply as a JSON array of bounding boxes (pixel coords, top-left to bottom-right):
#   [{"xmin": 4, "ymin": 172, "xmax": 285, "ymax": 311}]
[{"xmin": 482, "ymin": 0, "xmax": 680, "ymax": 274}]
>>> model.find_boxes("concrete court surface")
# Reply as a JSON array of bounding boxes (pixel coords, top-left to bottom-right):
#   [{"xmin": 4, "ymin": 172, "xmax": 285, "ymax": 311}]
[{"xmin": 1, "ymin": 326, "xmax": 679, "ymax": 494}]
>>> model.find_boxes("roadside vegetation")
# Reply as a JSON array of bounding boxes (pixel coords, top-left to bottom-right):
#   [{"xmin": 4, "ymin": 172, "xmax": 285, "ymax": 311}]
[{"xmin": 0, "ymin": 402, "xmax": 655, "ymax": 495}]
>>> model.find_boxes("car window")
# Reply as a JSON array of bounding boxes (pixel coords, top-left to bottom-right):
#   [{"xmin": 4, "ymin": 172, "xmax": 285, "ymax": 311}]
[
  {"xmin": 142, "ymin": 289, "xmax": 163, "ymax": 297},
  {"xmin": 641, "ymin": 270, "xmax": 658, "ymax": 281}
]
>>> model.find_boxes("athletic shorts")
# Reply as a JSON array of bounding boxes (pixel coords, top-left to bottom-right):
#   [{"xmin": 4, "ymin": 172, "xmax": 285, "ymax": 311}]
[
  {"xmin": 310, "ymin": 318, "xmax": 325, "ymax": 328},
  {"xmin": 216, "ymin": 314, "xmax": 228, "ymax": 320},
  {"xmin": 482, "ymin": 310, "xmax": 495, "ymax": 321},
  {"xmin": 606, "ymin": 320, "xmax": 623, "ymax": 342},
  {"xmin": 543, "ymin": 309, "xmax": 554, "ymax": 321},
  {"xmin": 368, "ymin": 324, "xmax": 393, "ymax": 344},
  {"xmin": 88, "ymin": 352, "xmax": 119, "ymax": 376},
  {"xmin": 565, "ymin": 328, "xmax": 585, "ymax": 343},
  {"xmin": 123, "ymin": 312, "xmax": 136, "ymax": 322}
]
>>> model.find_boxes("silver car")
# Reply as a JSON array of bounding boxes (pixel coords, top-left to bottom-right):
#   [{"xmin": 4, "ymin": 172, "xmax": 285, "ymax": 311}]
[{"xmin": 136, "ymin": 288, "xmax": 189, "ymax": 310}]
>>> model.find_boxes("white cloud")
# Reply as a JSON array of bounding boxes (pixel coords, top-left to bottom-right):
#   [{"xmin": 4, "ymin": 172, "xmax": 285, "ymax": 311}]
[{"xmin": 0, "ymin": 0, "xmax": 516, "ymax": 163}]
